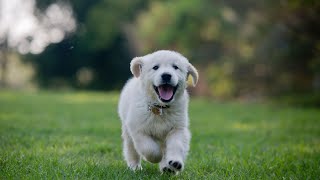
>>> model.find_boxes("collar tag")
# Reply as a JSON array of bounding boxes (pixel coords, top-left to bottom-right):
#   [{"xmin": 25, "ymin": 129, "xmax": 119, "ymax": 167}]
[{"xmin": 148, "ymin": 104, "xmax": 169, "ymax": 115}]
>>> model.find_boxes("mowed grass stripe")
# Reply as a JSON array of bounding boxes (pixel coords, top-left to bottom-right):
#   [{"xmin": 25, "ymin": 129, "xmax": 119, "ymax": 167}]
[{"xmin": 0, "ymin": 91, "xmax": 319, "ymax": 179}]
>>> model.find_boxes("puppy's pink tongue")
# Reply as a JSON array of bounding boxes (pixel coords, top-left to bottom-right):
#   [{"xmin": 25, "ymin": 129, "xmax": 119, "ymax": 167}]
[{"xmin": 158, "ymin": 85, "xmax": 174, "ymax": 100}]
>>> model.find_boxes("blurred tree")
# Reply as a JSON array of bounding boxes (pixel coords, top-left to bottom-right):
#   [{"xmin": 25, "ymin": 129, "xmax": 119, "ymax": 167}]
[
  {"xmin": 134, "ymin": 0, "xmax": 265, "ymax": 97},
  {"xmin": 28, "ymin": 0, "xmax": 150, "ymax": 90},
  {"xmin": 256, "ymin": 0, "xmax": 320, "ymax": 95},
  {"xmin": 0, "ymin": 0, "xmax": 76, "ymax": 88},
  {"xmin": 134, "ymin": 0, "xmax": 320, "ymax": 102}
]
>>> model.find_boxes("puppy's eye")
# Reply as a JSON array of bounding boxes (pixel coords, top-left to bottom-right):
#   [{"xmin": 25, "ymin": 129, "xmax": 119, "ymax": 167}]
[
  {"xmin": 153, "ymin": 65, "xmax": 159, "ymax": 70},
  {"xmin": 173, "ymin": 65, "xmax": 179, "ymax": 70}
]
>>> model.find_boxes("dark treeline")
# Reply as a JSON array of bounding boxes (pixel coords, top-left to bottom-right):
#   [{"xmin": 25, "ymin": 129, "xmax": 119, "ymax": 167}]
[{"xmin": 27, "ymin": 0, "xmax": 151, "ymax": 90}]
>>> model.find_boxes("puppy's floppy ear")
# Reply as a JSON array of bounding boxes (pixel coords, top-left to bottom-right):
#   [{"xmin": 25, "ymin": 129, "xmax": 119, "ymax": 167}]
[
  {"xmin": 130, "ymin": 57, "xmax": 143, "ymax": 78},
  {"xmin": 187, "ymin": 63, "xmax": 199, "ymax": 87}
]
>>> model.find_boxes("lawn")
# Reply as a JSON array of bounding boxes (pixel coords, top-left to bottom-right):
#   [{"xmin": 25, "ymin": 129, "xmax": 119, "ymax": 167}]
[{"xmin": 0, "ymin": 91, "xmax": 319, "ymax": 179}]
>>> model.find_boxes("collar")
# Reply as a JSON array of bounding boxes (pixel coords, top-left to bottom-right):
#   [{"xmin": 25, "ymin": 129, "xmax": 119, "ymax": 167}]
[{"xmin": 148, "ymin": 104, "xmax": 170, "ymax": 115}]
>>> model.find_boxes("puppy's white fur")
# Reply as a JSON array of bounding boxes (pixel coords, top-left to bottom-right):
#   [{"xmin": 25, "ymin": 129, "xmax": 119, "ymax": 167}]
[{"xmin": 118, "ymin": 50, "xmax": 198, "ymax": 174}]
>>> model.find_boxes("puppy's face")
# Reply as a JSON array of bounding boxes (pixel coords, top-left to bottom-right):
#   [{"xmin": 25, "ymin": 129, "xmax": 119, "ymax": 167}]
[{"xmin": 130, "ymin": 50, "xmax": 198, "ymax": 104}]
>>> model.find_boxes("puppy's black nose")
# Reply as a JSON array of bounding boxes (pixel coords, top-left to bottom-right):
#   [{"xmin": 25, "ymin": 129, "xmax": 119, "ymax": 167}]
[{"xmin": 161, "ymin": 73, "xmax": 172, "ymax": 82}]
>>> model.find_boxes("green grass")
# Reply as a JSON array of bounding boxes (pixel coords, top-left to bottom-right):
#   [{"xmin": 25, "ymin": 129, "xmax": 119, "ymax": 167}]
[{"xmin": 0, "ymin": 91, "xmax": 319, "ymax": 179}]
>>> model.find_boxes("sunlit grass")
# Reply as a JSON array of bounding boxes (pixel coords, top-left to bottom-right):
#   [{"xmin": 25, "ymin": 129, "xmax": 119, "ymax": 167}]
[{"xmin": 0, "ymin": 91, "xmax": 319, "ymax": 179}]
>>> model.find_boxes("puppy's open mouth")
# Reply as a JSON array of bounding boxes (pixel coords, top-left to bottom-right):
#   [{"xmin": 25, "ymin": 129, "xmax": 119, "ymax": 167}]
[{"xmin": 154, "ymin": 84, "xmax": 178, "ymax": 102}]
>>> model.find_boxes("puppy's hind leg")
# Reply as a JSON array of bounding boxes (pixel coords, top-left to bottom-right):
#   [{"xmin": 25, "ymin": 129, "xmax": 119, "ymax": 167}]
[
  {"xmin": 132, "ymin": 134, "xmax": 162, "ymax": 163},
  {"xmin": 122, "ymin": 126, "xmax": 141, "ymax": 171}
]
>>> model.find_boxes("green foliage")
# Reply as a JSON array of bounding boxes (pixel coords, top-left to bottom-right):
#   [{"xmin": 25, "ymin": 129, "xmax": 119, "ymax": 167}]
[
  {"xmin": 206, "ymin": 62, "xmax": 235, "ymax": 98},
  {"xmin": 135, "ymin": 0, "xmax": 320, "ymax": 99},
  {"xmin": 135, "ymin": 0, "xmax": 239, "ymax": 59},
  {"xmin": 1, "ymin": 91, "xmax": 319, "ymax": 179},
  {"xmin": 84, "ymin": 0, "xmax": 146, "ymax": 51}
]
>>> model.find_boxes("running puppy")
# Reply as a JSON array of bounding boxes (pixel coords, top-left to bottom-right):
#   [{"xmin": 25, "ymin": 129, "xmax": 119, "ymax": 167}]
[{"xmin": 118, "ymin": 50, "xmax": 198, "ymax": 174}]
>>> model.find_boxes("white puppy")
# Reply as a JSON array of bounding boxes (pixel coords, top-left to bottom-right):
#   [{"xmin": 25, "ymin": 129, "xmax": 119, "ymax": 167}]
[{"xmin": 118, "ymin": 50, "xmax": 198, "ymax": 174}]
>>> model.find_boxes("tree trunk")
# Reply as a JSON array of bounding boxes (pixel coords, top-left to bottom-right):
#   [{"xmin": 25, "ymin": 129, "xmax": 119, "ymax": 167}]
[{"xmin": 0, "ymin": 43, "xmax": 8, "ymax": 88}]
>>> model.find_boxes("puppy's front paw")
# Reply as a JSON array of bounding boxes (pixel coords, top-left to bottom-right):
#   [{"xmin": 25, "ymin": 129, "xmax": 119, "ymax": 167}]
[
  {"xmin": 161, "ymin": 160, "xmax": 183, "ymax": 175},
  {"xmin": 162, "ymin": 167, "xmax": 175, "ymax": 174},
  {"xmin": 169, "ymin": 160, "xmax": 183, "ymax": 170}
]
